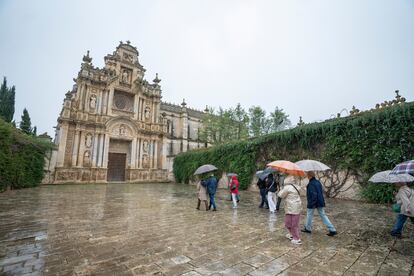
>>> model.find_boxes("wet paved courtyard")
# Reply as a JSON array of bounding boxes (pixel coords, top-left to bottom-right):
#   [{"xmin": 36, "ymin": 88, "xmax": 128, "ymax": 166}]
[{"xmin": 0, "ymin": 183, "xmax": 413, "ymax": 276}]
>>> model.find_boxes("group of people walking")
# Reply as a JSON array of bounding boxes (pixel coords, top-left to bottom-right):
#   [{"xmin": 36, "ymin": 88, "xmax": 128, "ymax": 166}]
[
  {"xmin": 196, "ymin": 170, "xmax": 414, "ymax": 245},
  {"xmin": 196, "ymin": 171, "xmax": 337, "ymax": 245},
  {"xmin": 260, "ymin": 171, "xmax": 337, "ymax": 245}
]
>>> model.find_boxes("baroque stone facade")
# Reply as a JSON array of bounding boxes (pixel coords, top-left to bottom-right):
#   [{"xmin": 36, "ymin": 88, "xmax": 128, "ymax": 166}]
[{"xmin": 48, "ymin": 41, "xmax": 206, "ymax": 183}]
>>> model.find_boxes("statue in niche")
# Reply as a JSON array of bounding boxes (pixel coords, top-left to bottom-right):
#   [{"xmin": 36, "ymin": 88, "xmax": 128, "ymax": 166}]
[
  {"xmin": 142, "ymin": 154, "xmax": 149, "ymax": 168},
  {"xmin": 85, "ymin": 133, "xmax": 93, "ymax": 148},
  {"xmin": 144, "ymin": 106, "xmax": 151, "ymax": 120},
  {"xmin": 122, "ymin": 70, "xmax": 129, "ymax": 83},
  {"xmin": 119, "ymin": 124, "xmax": 127, "ymax": 136},
  {"xmin": 143, "ymin": 140, "xmax": 149, "ymax": 153},
  {"xmin": 83, "ymin": 151, "xmax": 91, "ymax": 167},
  {"xmin": 89, "ymin": 95, "xmax": 97, "ymax": 110}
]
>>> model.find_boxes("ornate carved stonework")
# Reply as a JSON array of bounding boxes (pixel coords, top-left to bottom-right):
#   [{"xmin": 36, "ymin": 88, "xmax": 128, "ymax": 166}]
[
  {"xmin": 85, "ymin": 133, "xmax": 93, "ymax": 148},
  {"xmin": 83, "ymin": 151, "xmax": 91, "ymax": 167},
  {"xmin": 89, "ymin": 94, "xmax": 97, "ymax": 110},
  {"xmin": 50, "ymin": 41, "xmax": 207, "ymax": 184},
  {"xmin": 143, "ymin": 140, "xmax": 149, "ymax": 153},
  {"xmin": 113, "ymin": 91, "xmax": 133, "ymax": 111},
  {"xmin": 144, "ymin": 106, "xmax": 151, "ymax": 120}
]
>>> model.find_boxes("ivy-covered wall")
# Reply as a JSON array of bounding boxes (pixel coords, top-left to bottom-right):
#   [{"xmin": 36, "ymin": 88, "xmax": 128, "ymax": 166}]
[
  {"xmin": 173, "ymin": 102, "xmax": 414, "ymax": 203},
  {"xmin": 0, "ymin": 119, "xmax": 53, "ymax": 192}
]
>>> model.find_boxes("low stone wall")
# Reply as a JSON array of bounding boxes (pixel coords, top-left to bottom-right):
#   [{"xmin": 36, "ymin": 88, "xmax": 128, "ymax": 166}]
[{"xmin": 51, "ymin": 167, "xmax": 169, "ymax": 184}]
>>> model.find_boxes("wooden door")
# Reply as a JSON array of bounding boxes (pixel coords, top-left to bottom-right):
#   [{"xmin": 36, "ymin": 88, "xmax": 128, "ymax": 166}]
[{"xmin": 107, "ymin": 153, "xmax": 126, "ymax": 182}]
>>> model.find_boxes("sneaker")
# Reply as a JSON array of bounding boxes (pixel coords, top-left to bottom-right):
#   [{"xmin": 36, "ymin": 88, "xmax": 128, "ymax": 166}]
[
  {"xmin": 327, "ymin": 231, "xmax": 337, "ymax": 237},
  {"xmin": 291, "ymin": 239, "xmax": 302, "ymax": 245},
  {"xmin": 285, "ymin": 234, "xmax": 293, "ymax": 240},
  {"xmin": 301, "ymin": 228, "xmax": 312, "ymax": 234}
]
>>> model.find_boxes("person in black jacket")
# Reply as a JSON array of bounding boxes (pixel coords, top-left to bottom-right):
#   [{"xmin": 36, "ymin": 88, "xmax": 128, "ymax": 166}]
[
  {"xmin": 302, "ymin": 171, "xmax": 337, "ymax": 236},
  {"xmin": 257, "ymin": 177, "xmax": 269, "ymax": 208},
  {"xmin": 266, "ymin": 174, "xmax": 278, "ymax": 213}
]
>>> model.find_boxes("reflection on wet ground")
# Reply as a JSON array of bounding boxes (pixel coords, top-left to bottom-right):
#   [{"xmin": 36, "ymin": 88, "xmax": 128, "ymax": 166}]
[{"xmin": 0, "ymin": 183, "xmax": 413, "ymax": 275}]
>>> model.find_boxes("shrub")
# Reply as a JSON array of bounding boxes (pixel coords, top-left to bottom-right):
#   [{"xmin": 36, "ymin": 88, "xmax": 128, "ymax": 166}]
[{"xmin": 0, "ymin": 119, "xmax": 53, "ymax": 192}]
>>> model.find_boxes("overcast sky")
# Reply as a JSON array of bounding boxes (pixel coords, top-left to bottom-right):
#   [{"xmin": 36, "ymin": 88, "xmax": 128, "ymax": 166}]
[{"xmin": 0, "ymin": 0, "xmax": 413, "ymax": 135}]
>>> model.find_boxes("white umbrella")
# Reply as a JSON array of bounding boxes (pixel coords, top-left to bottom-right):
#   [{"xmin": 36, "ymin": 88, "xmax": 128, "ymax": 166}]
[
  {"xmin": 391, "ymin": 174, "xmax": 414, "ymax": 183},
  {"xmin": 194, "ymin": 164, "xmax": 218, "ymax": 175},
  {"xmin": 369, "ymin": 170, "xmax": 414, "ymax": 183},
  {"xmin": 295, "ymin": 160, "xmax": 331, "ymax": 172},
  {"xmin": 369, "ymin": 170, "xmax": 393, "ymax": 183}
]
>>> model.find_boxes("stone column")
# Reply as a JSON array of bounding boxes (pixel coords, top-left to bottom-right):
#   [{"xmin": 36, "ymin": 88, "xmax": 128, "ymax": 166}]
[
  {"xmin": 134, "ymin": 96, "xmax": 139, "ymax": 120},
  {"xmin": 107, "ymin": 88, "xmax": 114, "ymax": 116},
  {"xmin": 92, "ymin": 133, "xmax": 99, "ymax": 167},
  {"xmin": 102, "ymin": 135, "xmax": 110, "ymax": 168},
  {"xmin": 136, "ymin": 138, "xmax": 141, "ymax": 168},
  {"xmin": 153, "ymin": 140, "xmax": 158, "ymax": 169},
  {"xmin": 99, "ymin": 134, "xmax": 105, "ymax": 167},
  {"xmin": 138, "ymin": 138, "xmax": 143, "ymax": 168},
  {"xmin": 56, "ymin": 123, "xmax": 68, "ymax": 167},
  {"xmin": 130, "ymin": 137, "xmax": 137, "ymax": 168},
  {"xmin": 160, "ymin": 137, "xmax": 168, "ymax": 170},
  {"xmin": 71, "ymin": 128, "xmax": 80, "ymax": 167},
  {"xmin": 84, "ymin": 88, "xmax": 90, "ymax": 113},
  {"xmin": 77, "ymin": 131, "xmax": 85, "ymax": 167},
  {"xmin": 98, "ymin": 90, "xmax": 103, "ymax": 115}
]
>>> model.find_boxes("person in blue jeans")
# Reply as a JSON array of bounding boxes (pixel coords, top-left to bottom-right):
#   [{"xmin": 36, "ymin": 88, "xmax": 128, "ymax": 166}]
[
  {"xmin": 302, "ymin": 171, "xmax": 337, "ymax": 236},
  {"xmin": 205, "ymin": 174, "xmax": 218, "ymax": 211},
  {"xmin": 390, "ymin": 182, "xmax": 414, "ymax": 238}
]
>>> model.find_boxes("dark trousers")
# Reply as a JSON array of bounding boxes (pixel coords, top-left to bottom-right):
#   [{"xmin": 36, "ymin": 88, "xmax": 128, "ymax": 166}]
[
  {"xmin": 276, "ymin": 196, "xmax": 282, "ymax": 210},
  {"xmin": 391, "ymin": 214, "xmax": 414, "ymax": 235},
  {"xmin": 208, "ymin": 193, "xmax": 216, "ymax": 210},
  {"xmin": 259, "ymin": 188, "xmax": 268, "ymax": 207}
]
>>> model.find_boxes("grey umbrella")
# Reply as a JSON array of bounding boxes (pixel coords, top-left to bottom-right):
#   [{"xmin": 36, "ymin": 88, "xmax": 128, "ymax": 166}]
[
  {"xmin": 369, "ymin": 170, "xmax": 414, "ymax": 183},
  {"xmin": 295, "ymin": 160, "xmax": 331, "ymax": 172},
  {"xmin": 258, "ymin": 167, "xmax": 278, "ymax": 180},
  {"xmin": 227, "ymin": 173, "xmax": 238, "ymax": 177},
  {"xmin": 194, "ymin": 164, "xmax": 218, "ymax": 175}
]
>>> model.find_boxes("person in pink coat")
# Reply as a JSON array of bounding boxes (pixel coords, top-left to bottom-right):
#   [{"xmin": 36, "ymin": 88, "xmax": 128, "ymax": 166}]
[{"xmin": 229, "ymin": 175, "xmax": 239, "ymax": 209}]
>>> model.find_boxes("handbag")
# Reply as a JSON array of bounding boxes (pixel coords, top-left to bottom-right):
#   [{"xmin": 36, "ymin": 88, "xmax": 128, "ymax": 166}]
[{"xmin": 392, "ymin": 203, "xmax": 401, "ymax": 213}]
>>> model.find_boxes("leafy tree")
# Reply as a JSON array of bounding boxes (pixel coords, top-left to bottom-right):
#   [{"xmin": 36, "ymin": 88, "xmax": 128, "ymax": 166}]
[
  {"xmin": 233, "ymin": 103, "xmax": 249, "ymax": 140},
  {"xmin": 248, "ymin": 106, "xmax": 268, "ymax": 137},
  {"xmin": 0, "ymin": 77, "xmax": 16, "ymax": 123},
  {"xmin": 20, "ymin": 108, "xmax": 32, "ymax": 135},
  {"xmin": 268, "ymin": 107, "xmax": 291, "ymax": 132}
]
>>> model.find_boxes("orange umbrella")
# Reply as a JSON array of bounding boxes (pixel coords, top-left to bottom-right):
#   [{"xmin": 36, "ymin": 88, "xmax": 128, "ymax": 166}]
[{"xmin": 267, "ymin": 160, "xmax": 306, "ymax": 177}]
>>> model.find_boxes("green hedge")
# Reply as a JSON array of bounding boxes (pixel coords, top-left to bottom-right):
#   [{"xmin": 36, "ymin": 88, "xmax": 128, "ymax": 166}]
[
  {"xmin": 0, "ymin": 119, "xmax": 53, "ymax": 192},
  {"xmin": 173, "ymin": 102, "xmax": 414, "ymax": 203}
]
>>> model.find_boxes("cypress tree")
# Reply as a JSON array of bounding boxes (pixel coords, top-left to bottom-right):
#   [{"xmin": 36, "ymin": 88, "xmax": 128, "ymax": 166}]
[
  {"xmin": 32, "ymin": 126, "xmax": 37, "ymax": 136},
  {"xmin": 20, "ymin": 108, "xmax": 32, "ymax": 134},
  {"xmin": 0, "ymin": 77, "xmax": 16, "ymax": 123}
]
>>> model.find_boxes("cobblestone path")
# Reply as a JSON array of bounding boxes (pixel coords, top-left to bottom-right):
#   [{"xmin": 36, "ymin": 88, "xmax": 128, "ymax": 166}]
[{"xmin": 0, "ymin": 184, "xmax": 413, "ymax": 275}]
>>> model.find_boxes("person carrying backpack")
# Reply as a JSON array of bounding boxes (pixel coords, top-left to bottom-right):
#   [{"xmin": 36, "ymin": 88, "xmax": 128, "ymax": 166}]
[
  {"xmin": 390, "ymin": 182, "xmax": 414, "ymax": 238},
  {"xmin": 278, "ymin": 180, "xmax": 302, "ymax": 245}
]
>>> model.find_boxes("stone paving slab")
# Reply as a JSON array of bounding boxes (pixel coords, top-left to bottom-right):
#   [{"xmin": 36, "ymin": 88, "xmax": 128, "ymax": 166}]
[{"xmin": 0, "ymin": 183, "xmax": 413, "ymax": 275}]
